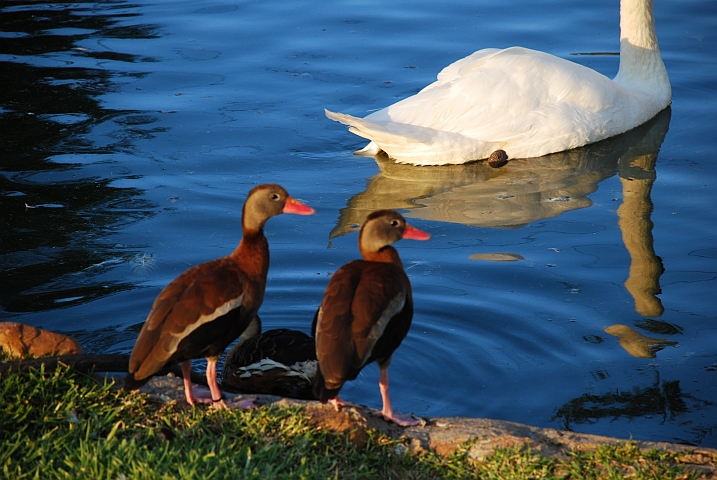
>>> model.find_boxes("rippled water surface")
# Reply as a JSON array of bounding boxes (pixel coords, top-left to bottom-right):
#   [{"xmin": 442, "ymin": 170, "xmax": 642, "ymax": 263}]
[{"xmin": 2, "ymin": 0, "xmax": 716, "ymax": 447}]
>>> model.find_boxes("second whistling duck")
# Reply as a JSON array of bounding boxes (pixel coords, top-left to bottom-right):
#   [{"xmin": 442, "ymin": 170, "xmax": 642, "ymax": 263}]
[
  {"xmin": 124, "ymin": 184, "xmax": 314, "ymax": 408},
  {"xmin": 313, "ymin": 210, "xmax": 430, "ymax": 426},
  {"xmin": 221, "ymin": 323, "xmax": 317, "ymax": 400}
]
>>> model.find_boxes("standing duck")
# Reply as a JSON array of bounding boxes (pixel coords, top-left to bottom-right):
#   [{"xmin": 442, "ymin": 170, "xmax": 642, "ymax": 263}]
[
  {"xmin": 326, "ymin": 0, "xmax": 670, "ymax": 165},
  {"xmin": 313, "ymin": 210, "xmax": 430, "ymax": 426},
  {"xmin": 124, "ymin": 184, "xmax": 314, "ymax": 408},
  {"xmin": 222, "ymin": 324, "xmax": 317, "ymax": 400}
]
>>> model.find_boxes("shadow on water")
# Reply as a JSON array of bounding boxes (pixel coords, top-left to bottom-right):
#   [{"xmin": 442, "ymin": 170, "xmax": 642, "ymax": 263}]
[
  {"xmin": 554, "ymin": 376, "xmax": 690, "ymax": 432},
  {"xmin": 0, "ymin": 0, "xmax": 160, "ymax": 314},
  {"xmin": 332, "ymin": 108, "xmax": 671, "ymax": 320},
  {"xmin": 553, "ymin": 364, "xmax": 714, "ymax": 445}
]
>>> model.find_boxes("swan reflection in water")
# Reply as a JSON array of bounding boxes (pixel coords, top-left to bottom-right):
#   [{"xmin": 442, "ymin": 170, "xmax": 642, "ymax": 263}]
[
  {"xmin": 331, "ymin": 108, "xmax": 671, "ymax": 319},
  {"xmin": 604, "ymin": 324, "xmax": 677, "ymax": 359}
]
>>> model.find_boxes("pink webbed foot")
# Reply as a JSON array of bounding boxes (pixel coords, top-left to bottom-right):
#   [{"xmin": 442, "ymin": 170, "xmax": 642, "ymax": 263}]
[
  {"xmin": 191, "ymin": 385, "xmax": 214, "ymax": 401},
  {"xmin": 374, "ymin": 368, "xmax": 426, "ymax": 426},
  {"xmin": 373, "ymin": 409, "xmax": 426, "ymax": 427},
  {"xmin": 222, "ymin": 397, "xmax": 258, "ymax": 409},
  {"xmin": 328, "ymin": 396, "xmax": 360, "ymax": 411},
  {"xmin": 192, "ymin": 386, "xmax": 257, "ymax": 409}
]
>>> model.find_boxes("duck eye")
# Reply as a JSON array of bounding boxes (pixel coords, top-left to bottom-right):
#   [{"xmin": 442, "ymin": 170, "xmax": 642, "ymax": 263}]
[
  {"xmin": 390, "ymin": 219, "xmax": 399, "ymax": 227},
  {"xmin": 271, "ymin": 193, "xmax": 280, "ymax": 201}
]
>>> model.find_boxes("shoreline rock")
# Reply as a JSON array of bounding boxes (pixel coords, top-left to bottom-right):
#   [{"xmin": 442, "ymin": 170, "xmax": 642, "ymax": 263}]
[
  {"xmin": 124, "ymin": 373, "xmax": 717, "ymax": 476},
  {"xmin": 0, "ymin": 322, "xmax": 82, "ymax": 359}
]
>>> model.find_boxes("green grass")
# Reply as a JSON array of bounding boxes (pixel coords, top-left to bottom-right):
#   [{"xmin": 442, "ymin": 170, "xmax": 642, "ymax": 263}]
[{"xmin": 0, "ymin": 363, "xmax": 702, "ymax": 479}]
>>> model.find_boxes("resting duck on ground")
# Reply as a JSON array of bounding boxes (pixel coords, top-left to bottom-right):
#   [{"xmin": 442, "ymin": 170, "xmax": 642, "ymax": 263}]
[
  {"xmin": 124, "ymin": 184, "xmax": 314, "ymax": 408},
  {"xmin": 221, "ymin": 323, "xmax": 317, "ymax": 400},
  {"xmin": 312, "ymin": 210, "xmax": 430, "ymax": 426},
  {"xmin": 326, "ymin": 0, "xmax": 670, "ymax": 166}
]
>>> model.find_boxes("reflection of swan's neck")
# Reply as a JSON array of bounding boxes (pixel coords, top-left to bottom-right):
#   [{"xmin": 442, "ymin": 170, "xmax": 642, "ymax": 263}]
[
  {"xmin": 618, "ymin": 154, "xmax": 664, "ymax": 317},
  {"xmin": 614, "ymin": 0, "xmax": 670, "ymax": 104}
]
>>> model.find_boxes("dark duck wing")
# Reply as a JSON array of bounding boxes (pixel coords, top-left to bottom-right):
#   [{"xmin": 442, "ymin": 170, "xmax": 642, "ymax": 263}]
[
  {"xmin": 125, "ymin": 258, "xmax": 254, "ymax": 389},
  {"xmin": 222, "ymin": 327, "xmax": 317, "ymax": 399}
]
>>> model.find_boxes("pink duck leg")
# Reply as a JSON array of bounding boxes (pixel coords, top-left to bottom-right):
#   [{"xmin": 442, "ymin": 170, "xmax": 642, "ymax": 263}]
[
  {"xmin": 182, "ymin": 360, "xmax": 256, "ymax": 409},
  {"xmin": 375, "ymin": 368, "xmax": 423, "ymax": 426}
]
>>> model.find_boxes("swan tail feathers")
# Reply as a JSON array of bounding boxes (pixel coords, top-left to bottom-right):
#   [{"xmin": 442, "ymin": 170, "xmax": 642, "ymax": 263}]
[
  {"xmin": 354, "ymin": 141, "xmax": 381, "ymax": 156},
  {"xmin": 325, "ymin": 108, "xmax": 431, "ymax": 154}
]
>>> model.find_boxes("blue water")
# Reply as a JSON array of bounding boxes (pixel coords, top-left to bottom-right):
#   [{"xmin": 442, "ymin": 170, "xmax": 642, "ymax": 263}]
[{"xmin": 1, "ymin": 0, "xmax": 716, "ymax": 447}]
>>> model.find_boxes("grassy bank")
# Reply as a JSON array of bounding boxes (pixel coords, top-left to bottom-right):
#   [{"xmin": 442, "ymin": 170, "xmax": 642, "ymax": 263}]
[{"xmin": 0, "ymin": 363, "xmax": 702, "ymax": 479}]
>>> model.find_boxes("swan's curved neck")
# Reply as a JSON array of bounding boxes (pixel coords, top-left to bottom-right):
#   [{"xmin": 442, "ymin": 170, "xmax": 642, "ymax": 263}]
[{"xmin": 614, "ymin": 0, "xmax": 670, "ymax": 103}]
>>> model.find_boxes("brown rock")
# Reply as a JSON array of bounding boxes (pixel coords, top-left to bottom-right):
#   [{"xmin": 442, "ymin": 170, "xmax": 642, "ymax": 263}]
[
  {"xmin": 302, "ymin": 402, "xmax": 371, "ymax": 447},
  {"xmin": 0, "ymin": 322, "xmax": 82, "ymax": 360}
]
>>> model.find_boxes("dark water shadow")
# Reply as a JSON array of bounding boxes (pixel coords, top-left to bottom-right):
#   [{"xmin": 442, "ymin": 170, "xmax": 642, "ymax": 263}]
[
  {"xmin": 553, "ymin": 365, "xmax": 715, "ymax": 446},
  {"xmin": 554, "ymin": 377, "xmax": 689, "ymax": 430},
  {"xmin": 0, "ymin": 0, "xmax": 160, "ymax": 314}
]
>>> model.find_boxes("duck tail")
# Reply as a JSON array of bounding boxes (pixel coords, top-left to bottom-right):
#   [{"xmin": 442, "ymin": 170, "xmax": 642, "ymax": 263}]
[
  {"xmin": 312, "ymin": 368, "xmax": 341, "ymax": 403},
  {"xmin": 123, "ymin": 372, "xmax": 150, "ymax": 391}
]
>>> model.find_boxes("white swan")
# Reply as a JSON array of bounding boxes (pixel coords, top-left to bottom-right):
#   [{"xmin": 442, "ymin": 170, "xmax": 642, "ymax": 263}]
[{"xmin": 325, "ymin": 0, "xmax": 671, "ymax": 166}]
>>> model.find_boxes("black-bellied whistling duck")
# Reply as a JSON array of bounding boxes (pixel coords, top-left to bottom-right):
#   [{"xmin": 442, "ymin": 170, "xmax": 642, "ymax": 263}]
[
  {"xmin": 221, "ymin": 324, "xmax": 317, "ymax": 400},
  {"xmin": 124, "ymin": 184, "xmax": 314, "ymax": 408},
  {"xmin": 312, "ymin": 210, "xmax": 430, "ymax": 426}
]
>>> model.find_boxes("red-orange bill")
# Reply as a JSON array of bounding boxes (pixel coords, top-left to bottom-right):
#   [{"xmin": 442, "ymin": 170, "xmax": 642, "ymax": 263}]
[
  {"xmin": 283, "ymin": 197, "xmax": 315, "ymax": 215},
  {"xmin": 402, "ymin": 224, "xmax": 430, "ymax": 240}
]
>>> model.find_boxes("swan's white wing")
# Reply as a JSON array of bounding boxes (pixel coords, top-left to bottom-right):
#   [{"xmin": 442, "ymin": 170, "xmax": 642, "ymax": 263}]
[
  {"xmin": 377, "ymin": 48, "xmax": 621, "ymax": 140},
  {"xmin": 327, "ymin": 47, "xmax": 659, "ymax": 165}
]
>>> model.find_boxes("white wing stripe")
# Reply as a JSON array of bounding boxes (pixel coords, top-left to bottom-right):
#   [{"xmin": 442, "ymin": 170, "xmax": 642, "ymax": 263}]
[
  {"xmin": 360, "ymin": 291, "xmax": 405, "ymax": 367},
  {"xmin": 167, "ymin": 294, "xmax": 244, "ymax": 354}
]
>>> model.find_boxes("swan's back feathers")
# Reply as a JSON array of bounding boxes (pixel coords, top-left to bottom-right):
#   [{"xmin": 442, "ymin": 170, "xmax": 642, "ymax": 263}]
[{"xmin": 435, "ymin": 48, "xmax": 502, "ymax": 83}]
